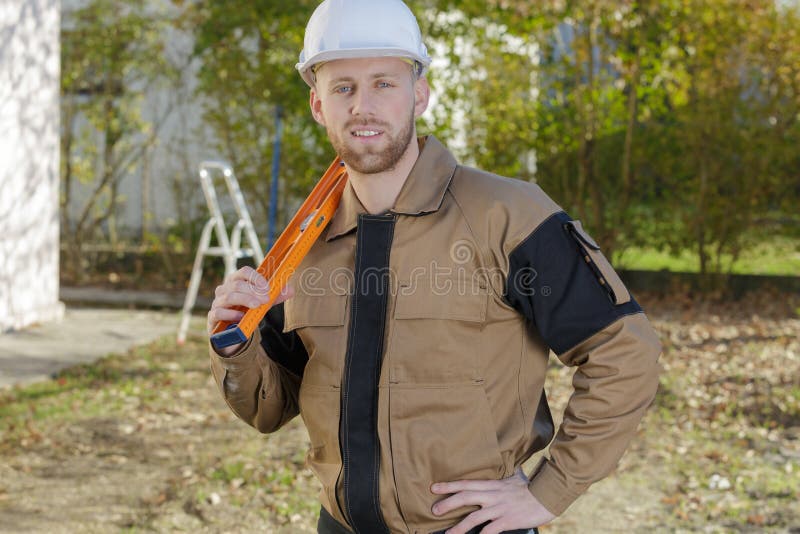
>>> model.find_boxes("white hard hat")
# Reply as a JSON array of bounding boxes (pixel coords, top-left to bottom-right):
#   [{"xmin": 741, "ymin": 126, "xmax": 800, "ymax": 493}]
[{"xmin": 296, "ymin": 0, "xmax": 432, "ymax": 87}]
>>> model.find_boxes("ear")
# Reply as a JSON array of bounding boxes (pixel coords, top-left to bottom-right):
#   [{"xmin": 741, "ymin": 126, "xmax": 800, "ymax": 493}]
[
  {"xmin": 413, "ymin": 76, "xmax": 430, "ymax": 118},
  {"xmin": 309, "ymin": 88, "xmax": 326, "ymax": 126}
]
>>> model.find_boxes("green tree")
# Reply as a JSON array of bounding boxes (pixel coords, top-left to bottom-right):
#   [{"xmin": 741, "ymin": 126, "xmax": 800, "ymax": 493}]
[
  {"xmin": 641, "ymin": 0, "xmax": 800, "ymax": 274},
  {"xmin": 61, "ymin": 0, "xmax": 177, "ymax": 281},
  {"xmin": 419, "ymin": 0, "xmax": 674, "ymax": 254},
  {"xmin": 418, "ymin": 0, "xmax": 799, "ymax": 275},
  {"xmin": 178, "ymin": 0, "xmax": 799, "ymax": 279},
  {"xmin": 178, "ymin": 0, "xmax": 332, "ymax": 233}
]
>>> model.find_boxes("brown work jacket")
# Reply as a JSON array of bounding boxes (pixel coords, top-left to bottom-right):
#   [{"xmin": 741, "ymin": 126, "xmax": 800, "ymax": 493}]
[{"xmin": 210, "ymin": 136, "xmax": 662, "ymax": 534}]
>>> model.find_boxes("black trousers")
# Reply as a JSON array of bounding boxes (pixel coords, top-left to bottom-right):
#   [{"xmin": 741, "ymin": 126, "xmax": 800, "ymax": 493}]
[{"xmin": 317, "ymin": 506, "xmax": 539, "ymax": 534}]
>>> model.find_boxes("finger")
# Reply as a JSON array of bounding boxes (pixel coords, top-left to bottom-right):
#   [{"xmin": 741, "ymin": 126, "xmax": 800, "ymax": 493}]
[
  {"xmin": 273, "ymin": 284, "xmax": 295, "ymax": 305},
  {"xmin": 216, "ymin": 278, "xmax": 257, "ymax": 299},
  {"xmin": 226, "ymin": 280, "xmax": 272, "ymax": 302},
  {"xmin": 209, "ymin": 307, "xmax": 245, "ymax": 325},
  {"xmin": 432, "ymin": 479, "xmax": 504, "ymax": 495},
  {"xmin": 218, "ymin": 277, "xmax": 270, "ymax": 300},
  {"xmin": 217, "ymin": 290, "xmax": 266, "ymax": 311},
  {"xmin": 244, "ymin": 270, "xmax": 271, "ymax": 297},
  {"xmin": 228, "ymin": 265, "xmax": 261, "ymax": 283},
  {"xmin": 432, "ymin": 490, "xmax": 492, "ymax": 516},
  {"xmin": 445, "ymin": 507, "xmax": 498, "ymax": 534},
  {"xmin": 207, "ymin": 308, "xmax": 245, "ymax": 333}
]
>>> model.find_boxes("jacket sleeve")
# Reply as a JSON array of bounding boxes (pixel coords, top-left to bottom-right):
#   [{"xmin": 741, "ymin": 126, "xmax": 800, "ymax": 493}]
[
  {"xmin": 209, "ymin": 302, "xmax": 309, "ymax": 433},
  {"xmin": 504, "ymin": 211, "xmax": 662, "ymax": 516}
]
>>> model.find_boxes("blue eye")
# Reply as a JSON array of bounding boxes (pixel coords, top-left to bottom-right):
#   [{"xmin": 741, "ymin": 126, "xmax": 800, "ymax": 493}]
[
  {"xmin": 335, "ymin": 86, "xmax": 352, "ymax": 94},
  {"xmin": 378, "ymin": 81, "xmax": 391, "ymax": 88}
]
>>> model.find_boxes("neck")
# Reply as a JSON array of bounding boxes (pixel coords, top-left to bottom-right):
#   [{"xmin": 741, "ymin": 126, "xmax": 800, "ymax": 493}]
[{"xmin": 346, "ymin": 137, "xmax": 420, "ymax": 215}]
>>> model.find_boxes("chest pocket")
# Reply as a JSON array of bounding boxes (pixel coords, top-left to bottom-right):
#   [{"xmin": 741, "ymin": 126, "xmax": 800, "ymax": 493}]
[
  {"xmin": 394, "ymin": 284, "xmax": 487, "ymax": 322},
  {"xmin": 283, "ymin": 292, "xmax": 349, "ymax": 386},
  {"xmin": 389, "ymin": 280, "xmax": 488, "ymax": 384},
  {"xmin": 283, "ymin": 292, "xmax": 348, "ymax": 331}
]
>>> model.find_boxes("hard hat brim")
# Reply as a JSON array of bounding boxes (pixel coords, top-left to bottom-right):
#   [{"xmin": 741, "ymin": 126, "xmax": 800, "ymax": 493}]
[{"xmin": 296, "ymin": 47, "xmax": 431, "ymax": 87}]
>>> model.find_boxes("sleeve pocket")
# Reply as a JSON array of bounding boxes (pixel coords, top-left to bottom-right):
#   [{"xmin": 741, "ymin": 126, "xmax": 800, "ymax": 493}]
[{"xmin": 564, "ymin": 220, "xmax": 631, "ymax": 306}]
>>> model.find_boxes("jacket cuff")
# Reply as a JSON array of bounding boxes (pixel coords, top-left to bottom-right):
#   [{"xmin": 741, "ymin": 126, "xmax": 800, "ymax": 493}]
[
  {"xmin": 527, "ymin": 459, "xmax": 582, "ymax": 517},
  {"xmin": 209, "ymin": 328, "xmax": 261, "ymax": 369}
]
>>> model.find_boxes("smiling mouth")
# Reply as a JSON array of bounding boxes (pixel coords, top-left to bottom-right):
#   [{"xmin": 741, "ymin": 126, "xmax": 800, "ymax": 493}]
[{"xmin": 352, "ymin": 129, "xmax": 382, "ymax": 138}]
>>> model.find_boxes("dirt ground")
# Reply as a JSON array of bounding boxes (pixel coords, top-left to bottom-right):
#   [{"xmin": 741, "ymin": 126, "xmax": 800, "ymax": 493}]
[{"xmin": 0, "ymin": 292, "xmax": 798, "ymax": 533}]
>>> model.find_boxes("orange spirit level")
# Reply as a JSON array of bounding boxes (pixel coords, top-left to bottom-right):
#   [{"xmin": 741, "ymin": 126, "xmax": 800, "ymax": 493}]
[{"xmin": 210, "ymin": 157, "xmax": 348, "ymax": 349}]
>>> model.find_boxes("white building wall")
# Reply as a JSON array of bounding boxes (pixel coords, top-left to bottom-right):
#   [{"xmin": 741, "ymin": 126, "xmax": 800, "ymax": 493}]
[{"xmin": 0, "ymin": 0, "xmax": 64, "ymax": 330}]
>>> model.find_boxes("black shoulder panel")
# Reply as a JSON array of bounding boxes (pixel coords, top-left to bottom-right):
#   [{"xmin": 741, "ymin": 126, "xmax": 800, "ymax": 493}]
[{"xmin": 504, "ymin": 211, "xmax": 642, "ymax": 355}]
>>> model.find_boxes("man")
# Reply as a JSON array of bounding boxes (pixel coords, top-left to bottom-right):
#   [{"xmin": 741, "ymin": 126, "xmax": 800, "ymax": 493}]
[{"xmin": 207, "ymin": 1, "xmax": 662, "ymax": 533}]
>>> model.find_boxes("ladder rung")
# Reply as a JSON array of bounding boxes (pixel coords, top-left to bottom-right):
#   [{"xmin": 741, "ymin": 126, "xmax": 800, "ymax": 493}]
[{"xmin": 204, "ymin": 247, "xmax": 258, "ymax": 257}]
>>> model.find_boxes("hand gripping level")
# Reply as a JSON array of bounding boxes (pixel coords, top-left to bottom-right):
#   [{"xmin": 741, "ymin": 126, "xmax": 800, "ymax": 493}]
[{"xmin": 210, "ymin": 157, "xmax": 348, "ymax": 350}]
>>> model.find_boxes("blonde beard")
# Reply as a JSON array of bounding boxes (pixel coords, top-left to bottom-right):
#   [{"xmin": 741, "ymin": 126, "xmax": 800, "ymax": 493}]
[{"xmin": 327, "ymin": 108, "xmax": 415, "ymax": 175}]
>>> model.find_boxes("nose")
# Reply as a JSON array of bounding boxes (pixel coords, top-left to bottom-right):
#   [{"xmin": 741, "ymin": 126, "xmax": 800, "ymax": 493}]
[{"xmin": 351, "ymin": 88, "xmax": 376, "ymax": 117}]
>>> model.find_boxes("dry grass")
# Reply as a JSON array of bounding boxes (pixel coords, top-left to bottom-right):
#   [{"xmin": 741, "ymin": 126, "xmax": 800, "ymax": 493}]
[{"xmin": 0, "ymin": 292, "xmax": 798, "ymax": 533}]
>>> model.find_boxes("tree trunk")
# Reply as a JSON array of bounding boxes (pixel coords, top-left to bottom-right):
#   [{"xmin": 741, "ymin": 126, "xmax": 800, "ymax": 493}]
[
  {"xmin": 581, "ymin": 8, "xmax": 605, "ymax": 246},
  {"xmin": 60, "ymin": 99, "xmax": 78, "ymax": 278},
  {"xmin": 573, "ymin": 22, "xmax": 588, "ymax": 222},
  {"xmin": 697, "ymin": 157, "xmax": 709, "ymax": 275},
  {"xmin": 617, "ymin": 56, "xmax": 640, "ymax": 254}
]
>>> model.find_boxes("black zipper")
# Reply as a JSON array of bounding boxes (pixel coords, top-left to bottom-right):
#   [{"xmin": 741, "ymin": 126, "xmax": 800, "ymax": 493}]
[
  {"xmin": 564, "ymin": 222, "xmax": 618, "ymax": 304},
  {"xmin": 338, "ymin": 213, "xmax": 394, "ymax": 533}
]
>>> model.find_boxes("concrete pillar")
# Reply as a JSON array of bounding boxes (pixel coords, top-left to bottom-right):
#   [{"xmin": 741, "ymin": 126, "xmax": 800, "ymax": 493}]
[{"xmin": 0, "ymin": 0, "xmax": 64, "ymax": 331}]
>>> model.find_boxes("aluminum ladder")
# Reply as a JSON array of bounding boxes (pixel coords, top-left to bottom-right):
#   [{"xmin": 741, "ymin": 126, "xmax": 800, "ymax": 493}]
[{"xmin": 177, "ymin": 161, "xmax": 264, "ymax": 344}]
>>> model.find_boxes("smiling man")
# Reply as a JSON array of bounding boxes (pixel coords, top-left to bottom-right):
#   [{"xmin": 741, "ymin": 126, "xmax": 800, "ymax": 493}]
[
  {"xmin": 207, "ymin": 1, "xmax": 662, "ymax": 533},
  {"xmin": 309, "ymin": 55, "xmax": 429, "ymax": 215}
]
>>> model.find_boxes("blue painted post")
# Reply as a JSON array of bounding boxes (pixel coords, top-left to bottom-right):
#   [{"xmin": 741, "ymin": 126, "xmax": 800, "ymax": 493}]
[{"xmin": 268, "ymin": 105, "xmax": 283, "ymax": 248}]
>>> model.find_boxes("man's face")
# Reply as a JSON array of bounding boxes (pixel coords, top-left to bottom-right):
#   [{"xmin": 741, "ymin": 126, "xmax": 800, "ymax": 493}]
[{"xmin": 309, "ymin": 57, "xmax": 430, "ymax": 175}]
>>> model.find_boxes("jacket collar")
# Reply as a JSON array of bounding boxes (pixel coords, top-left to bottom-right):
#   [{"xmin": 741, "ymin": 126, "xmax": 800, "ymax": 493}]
[{"xmin": 325, "ymin": 135, "xmax": 457, "ymax": 242}]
